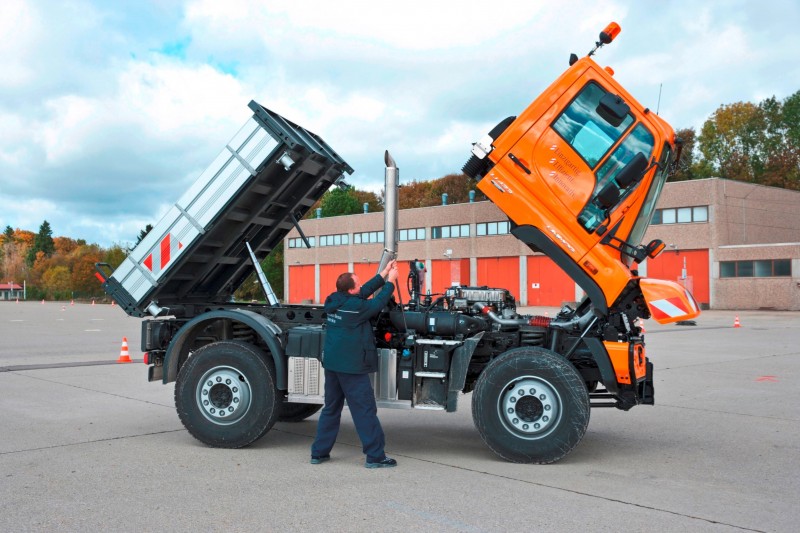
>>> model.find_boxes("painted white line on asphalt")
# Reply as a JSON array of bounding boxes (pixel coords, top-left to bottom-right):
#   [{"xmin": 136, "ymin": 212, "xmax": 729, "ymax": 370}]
[
  {"xmin": 84, "ymin": 329, "xmax": 102, "ymax": 332},
  {"xmin": 90, "ymin": 318, "xmax": 105, "ymax": 321},
  {"xmin": 10, "ymin": 319, "xmax": 23, "ymax": 322}
]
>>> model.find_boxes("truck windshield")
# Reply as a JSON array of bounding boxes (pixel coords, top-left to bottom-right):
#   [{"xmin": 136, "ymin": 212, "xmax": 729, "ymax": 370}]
[
  {"xmin": 553, "ymin": 82, "xmax": 634, "ymax": 167},
  {"xmin": 627, "ymin": 143, "xmax": 672, "ymax": 250},
  {"xmin": 593, "ymin": 123, "xmax": 655, "ymax": 196}
]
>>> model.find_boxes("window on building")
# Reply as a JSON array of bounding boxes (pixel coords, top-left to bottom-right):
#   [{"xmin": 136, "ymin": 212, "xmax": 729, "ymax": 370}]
[
  {"xmin": 720, "ymin": 259, "xmax": 792, "ymax": 278},
  {"xmin": 354, "ymin": 231, "xmax": 384, "ymax": 244},
  {"xmin": 476, "ymin": 221, "xmax": 511, "ymax": 236},
  {"xmin": 651, "ymin": 206, "xmax": 709, "ymax": 225},
  {"xmin": 288, "ymin": 237, "xmax": 315, "ymax": 248},
  {"xmin": 318, "ymin": 233, "xmax": 349, "ymax": 247},
  {"xmin": 399, "ymin": 228, "xmax": 426, "ymax": 241},
  {"xmin": 431, "ymin": 224, "xmax": 470, "ymax": 239}
]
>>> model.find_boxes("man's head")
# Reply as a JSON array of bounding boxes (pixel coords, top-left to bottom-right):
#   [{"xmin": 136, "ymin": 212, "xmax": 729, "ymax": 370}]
[{"xmin": 336, "ymin": 272, "xmax": 361, "ymax": 294}]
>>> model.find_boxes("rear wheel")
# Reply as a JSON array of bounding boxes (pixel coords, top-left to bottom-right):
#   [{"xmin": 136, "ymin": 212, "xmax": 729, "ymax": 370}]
[
  {"xmin": 472, "ymin": 347, "xmax": 590, "ymax": 463},
  {"xmin": 175, "ymin": 340, "xmax": 279, "ymax": 448},
  {"xmin": 277, "ymin": 402, "xmax": 322, "ymax": 422}
]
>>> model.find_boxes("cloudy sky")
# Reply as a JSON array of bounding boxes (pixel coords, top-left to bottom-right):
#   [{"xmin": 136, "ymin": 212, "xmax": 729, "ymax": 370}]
[{"xmin": 2, "ymin": 0, "xmax": 799, "ymax": 247}]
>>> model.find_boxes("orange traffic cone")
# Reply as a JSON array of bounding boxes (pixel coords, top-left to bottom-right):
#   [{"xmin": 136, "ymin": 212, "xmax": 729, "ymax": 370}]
[
  {"xmin": 734, "ymin": 315, "xmax": 741, "ymax": 328},
  {"xmin": 70, "ymin": 300, "xmax": 74, "ymax": 306},
  {"xmin": 41, "ymin": 299, "xmax": 45, "ymax": 304},
  {"xmin": 92, "ymin": 299, "xmax": 95, "ymax": 306},
  {"xmin": 117, "ymin": 337, "xmax": 132, "ymax": 363}
]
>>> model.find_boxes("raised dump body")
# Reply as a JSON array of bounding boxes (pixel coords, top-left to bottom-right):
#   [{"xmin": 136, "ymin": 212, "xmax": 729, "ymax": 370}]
[{"xmin": 98, "ymin": 101, "xmax": 352, "ymax": 317}]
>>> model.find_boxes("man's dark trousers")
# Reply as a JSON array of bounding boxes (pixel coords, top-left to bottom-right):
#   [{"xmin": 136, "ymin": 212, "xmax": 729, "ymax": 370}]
[{"xmin": 311, "ymin": 369, "xmax": 386, "ymax": 462}]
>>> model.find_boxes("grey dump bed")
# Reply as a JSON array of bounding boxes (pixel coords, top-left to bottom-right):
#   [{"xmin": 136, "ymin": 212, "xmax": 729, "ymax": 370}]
[{"xmin": 99, "ymin": 101, "xmax": 353, "ymax": 317}]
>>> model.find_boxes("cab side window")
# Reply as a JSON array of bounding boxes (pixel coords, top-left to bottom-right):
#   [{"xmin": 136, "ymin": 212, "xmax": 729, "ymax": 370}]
[{"xmin": 552, "ymin": 82, "xmax": 634, "ymax": 168}]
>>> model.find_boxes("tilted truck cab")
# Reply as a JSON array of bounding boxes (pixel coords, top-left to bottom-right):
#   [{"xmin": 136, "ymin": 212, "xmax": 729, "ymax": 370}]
[{"xmin": 99, "ymin": 22, "xmax": 699, "ymax": 464}]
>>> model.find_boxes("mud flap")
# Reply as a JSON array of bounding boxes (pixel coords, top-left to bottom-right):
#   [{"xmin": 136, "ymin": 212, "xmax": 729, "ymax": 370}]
[{"xmin": 637, "ymin": 360, "xmax": 655, "ymax": 405}]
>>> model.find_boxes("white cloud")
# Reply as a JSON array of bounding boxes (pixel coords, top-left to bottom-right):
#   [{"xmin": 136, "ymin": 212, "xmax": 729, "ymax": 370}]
[
  {"xmin": 1, "ymin": 0, "xmax": 799, "ymax": 247},
  {"xmin": 0, "ymin": 0, "xmax": 40, "ymax": 87}
]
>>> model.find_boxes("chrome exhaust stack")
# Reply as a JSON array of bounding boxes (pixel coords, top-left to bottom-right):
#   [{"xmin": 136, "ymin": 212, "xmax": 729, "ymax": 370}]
[{"xmin": 378, "ymin": 150, "xmax": 399, "ymax": 274}]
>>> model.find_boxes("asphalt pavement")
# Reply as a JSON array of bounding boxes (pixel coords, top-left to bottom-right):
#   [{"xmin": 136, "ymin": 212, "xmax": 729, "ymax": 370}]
[{"xmin": 1, "ymin": 301, "xmax": 798, "ymax": 532}]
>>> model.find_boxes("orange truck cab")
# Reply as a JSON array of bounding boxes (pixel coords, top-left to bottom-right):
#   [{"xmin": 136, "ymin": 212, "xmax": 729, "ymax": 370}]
[{"xmin": 463, "ymin": 23, "xmax": 699, "ymax": 408}]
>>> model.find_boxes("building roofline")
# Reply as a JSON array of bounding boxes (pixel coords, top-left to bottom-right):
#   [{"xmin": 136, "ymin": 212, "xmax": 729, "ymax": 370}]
[{"xmin": 719, "ymin": 242, "xmax": 800, "ymax": 249}]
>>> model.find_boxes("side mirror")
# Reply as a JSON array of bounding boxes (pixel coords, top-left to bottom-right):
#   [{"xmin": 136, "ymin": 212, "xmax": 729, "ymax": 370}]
[
  {"xmin": 597, "ymin": 93, "xmax": 630, "ymax": 127},
  {"xmin": 645, "ymin": 239, "xmax": 666, "ymax": 259},
  {"xmin": 595, "ymin": 182, "xmax": 620, "ymax": 209},
  {"xmin": 616, "ymin": 152, "xmax": 648, "ymax": 188}
]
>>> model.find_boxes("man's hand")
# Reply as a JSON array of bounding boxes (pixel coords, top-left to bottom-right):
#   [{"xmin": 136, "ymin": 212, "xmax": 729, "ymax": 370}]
[
  {"xmin": 380, "ymin": 259, "xmax": 397, "ymax": 279},
  {"xmin": 386, "ymin": 264, "xmax": 399, "ymax": 284}
]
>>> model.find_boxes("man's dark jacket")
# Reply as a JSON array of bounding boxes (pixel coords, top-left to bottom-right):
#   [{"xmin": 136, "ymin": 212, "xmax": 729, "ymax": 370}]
[{"xmin": 322, "ymin": 274, "xmax": 395, "ymax": 374}]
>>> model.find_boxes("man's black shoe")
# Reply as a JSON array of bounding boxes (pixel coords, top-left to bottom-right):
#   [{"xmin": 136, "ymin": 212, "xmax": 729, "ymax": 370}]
[
  {"xmin": 310, "ymin": 455, "xmax": 330, "ymax": 465},
  {"xmin": 365, "ymin": 456, "xmax": 397, "ymax": 469}
]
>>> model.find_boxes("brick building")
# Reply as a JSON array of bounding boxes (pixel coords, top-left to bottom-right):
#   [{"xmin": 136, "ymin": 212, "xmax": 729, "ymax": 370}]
[{"xmin": 284, "ymin": 178, "xmax": 800, "ymax": 311}]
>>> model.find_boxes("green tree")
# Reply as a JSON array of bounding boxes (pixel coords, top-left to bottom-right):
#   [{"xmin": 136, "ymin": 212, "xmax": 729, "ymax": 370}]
[
  {"xmin": 233, "ymin": 242, "xmax": 284, "ymax": 302},
  {"xmin": 42, "ymin": 265, "xmax": 71, "ymax": 299},
  {"xmin": 26, "ymin": 220, "xmax": 55, "ymax": 266},
  {"xmin": 134, "ymin": 224, "xmax": 153, "ymax": 247},
  {"xmin": 104, "ymin": 244, "xmax": 128, "ymax": 270},
  {"xmin": 320, "ymin": 185, "xmax": 362, "ymax": 217}
]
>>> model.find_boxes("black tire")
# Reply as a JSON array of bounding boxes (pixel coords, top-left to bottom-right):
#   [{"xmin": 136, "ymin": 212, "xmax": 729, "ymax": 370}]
[
  {"xmin": 472, "ymin": 347, "xmax": 590, "ymax": 464},
  {"xmin": 277, "ymin": 402, "xmax": 322, "ymax": 422},
  {"xmin": 174, "ymin": 340, "xmax": 279, "ymax": 448}
]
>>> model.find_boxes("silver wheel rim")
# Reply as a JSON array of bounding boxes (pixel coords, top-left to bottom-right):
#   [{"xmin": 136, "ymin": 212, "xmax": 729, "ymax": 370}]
[
  {"xmin": 497, "ymin": 376, "xmax": 562, "ymax": 440},
  {"xmin": 196, "ymin": 365, "xmax": 252, "ymax": 425}
]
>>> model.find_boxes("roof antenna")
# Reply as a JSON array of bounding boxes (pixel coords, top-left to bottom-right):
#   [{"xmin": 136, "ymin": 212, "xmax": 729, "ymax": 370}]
[{"xmin": 656, "ymin": 83, "xmax": 663, "ymax": 115}]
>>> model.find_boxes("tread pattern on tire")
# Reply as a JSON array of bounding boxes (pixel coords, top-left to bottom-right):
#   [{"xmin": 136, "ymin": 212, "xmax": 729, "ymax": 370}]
[
  {"xmin": 174, "ymin": 340, "xmax": 279, "ymax": 448},
  {"xmin": 471, "ymin": 347, "xmax": 590, "ymax": 464}
]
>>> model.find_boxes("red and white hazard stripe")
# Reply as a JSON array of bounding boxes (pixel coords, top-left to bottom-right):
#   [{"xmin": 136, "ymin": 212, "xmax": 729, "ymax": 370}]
[
  {"xmin": 648, "ymin": 297, "xmax": 691, "ymax": 321},
  {"xmin": 143, "ymin": 233, "xmax": 183, "ymax": 275}
]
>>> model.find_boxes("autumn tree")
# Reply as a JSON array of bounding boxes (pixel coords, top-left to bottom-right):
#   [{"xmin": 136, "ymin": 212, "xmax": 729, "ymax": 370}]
[
  {"xmin": 696, "ymin": 93, "xmax": 800, "ymax": 190},
  {"xmin": 399, "ymin": 173, "xmax": 486, "ymax": 208},
  {"xmin": 670, "ymin": 128, "xmax": 697, "ymax": 181}
]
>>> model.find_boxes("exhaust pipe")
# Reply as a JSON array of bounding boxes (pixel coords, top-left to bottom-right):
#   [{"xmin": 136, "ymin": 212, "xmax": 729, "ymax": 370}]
[{"xmin": 378, "ymin": 150, "xmax": 399, "ymax": 274}]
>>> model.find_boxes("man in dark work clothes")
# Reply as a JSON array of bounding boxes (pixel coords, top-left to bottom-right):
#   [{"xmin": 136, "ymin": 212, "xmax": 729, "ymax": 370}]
[{"xmin": 310, "ymin": 260, "xmax": 399, "ymax": 468}]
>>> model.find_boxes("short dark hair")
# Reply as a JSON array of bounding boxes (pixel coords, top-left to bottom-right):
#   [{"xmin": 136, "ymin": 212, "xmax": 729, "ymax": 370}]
[{"xmin": 336, "ymin": 272, "xmax": 356, "ymax": 292}]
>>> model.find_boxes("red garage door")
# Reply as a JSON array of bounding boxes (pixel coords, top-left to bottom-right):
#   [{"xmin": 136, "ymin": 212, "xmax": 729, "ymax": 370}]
[
  {"xmin": 397, "ymin": 260, "xmax": 427, "ymax": 302},
  {"xmin": 526, "ymin": 256, "xmax": 575, "ymax": 306},
  {"xmin": 319, "ymin": 263, "xmax": 348, "ymax": 303},
  {"xmin": 288, "ymin": 265, "xmax": 315, "ymax": 304},
  {"xmin": 477, "ymin": 257, "xmax": 519, "ymax": 300},
  {"xmin": 646, "ymin": 249, "xmax": 709, "ymax": 305},
  {"xmin": 353, "ymin": 262, "xmax": 379, "ymax": 285},
  {"xmin": 431, "ymin": 259, "xmax": 470, "ymax": 294}
]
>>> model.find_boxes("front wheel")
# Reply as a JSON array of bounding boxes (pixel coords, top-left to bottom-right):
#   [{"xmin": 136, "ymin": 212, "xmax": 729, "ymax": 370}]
[
  {"xmin": 175, "ymin": 341, "xmax": 279, "ymax": 448},
  {"xmin": 472, "ymin": 347, "xmax": 590, "ymax": 464}
]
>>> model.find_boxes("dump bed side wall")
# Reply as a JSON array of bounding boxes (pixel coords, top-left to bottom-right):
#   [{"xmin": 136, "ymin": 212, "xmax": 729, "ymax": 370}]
[{"xmin": 105, "ymin": 102, "xmax": 352, "ymax": 317}]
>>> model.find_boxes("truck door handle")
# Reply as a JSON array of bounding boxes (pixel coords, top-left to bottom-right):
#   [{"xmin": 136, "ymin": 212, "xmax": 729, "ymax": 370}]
[{"xmin": 508, "ymin": 153, "xmax": 531, "ymax": 174}]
